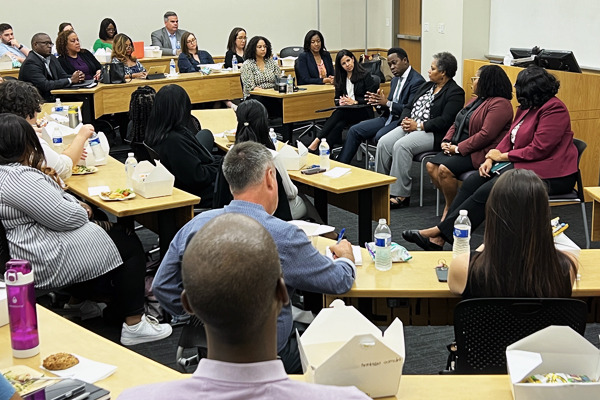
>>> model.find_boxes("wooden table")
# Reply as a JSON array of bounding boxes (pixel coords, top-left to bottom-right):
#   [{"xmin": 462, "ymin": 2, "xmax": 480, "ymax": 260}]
[
  {"xmin": 585, "ymin": 187, "xmax": 600, "ymax": 241},
  {"xmin": 40, "ymin": 102, "xmax": 83, "ymax": 116},
  {"xmin": 0, "ymin": 306, "xmax": 185, "ymax": 398},
  {"xmin": 193, "ymin": 109, "xmax": 396, "ymax": 244},
  {"xmin": 65, "ymin": 156, "xmax": 200, "ymax": 257},
  {"xmin": 289, "ymin": 374, "xmax": 512, "ymax": 400}
]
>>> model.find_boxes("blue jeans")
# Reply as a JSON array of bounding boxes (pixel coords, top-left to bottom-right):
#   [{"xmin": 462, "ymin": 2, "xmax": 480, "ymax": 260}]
[{"xmin": 337, "ymin": 117, "xmax": 399, "ymax": 164}]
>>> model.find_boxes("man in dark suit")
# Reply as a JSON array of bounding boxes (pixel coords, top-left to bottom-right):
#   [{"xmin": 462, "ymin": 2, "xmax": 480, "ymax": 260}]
[
  {"xmin": 18, "ymin": 33, "xmax": 84, "ymax": 101},
  {"xmin": 151, "ymin": 11, "xmax": 187, "ymax": 57},
  {"xmin": 337, "ymin": 47, "xmax": 425, "ymax": 164}
]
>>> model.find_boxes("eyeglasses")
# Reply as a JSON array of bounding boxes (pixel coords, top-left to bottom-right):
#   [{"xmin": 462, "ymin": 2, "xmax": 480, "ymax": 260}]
[
  {"xmin": 186, "ymin": 38, "xmax": 197, "ymax": 44},
  {"xmin": 106, "ymin": 28, "xmax": 116, "ymax": 32},
  {"xmin": 36, "ymin": 41, "xmax": 53, "ymax": 46},
  {"xmin": 470, "ymin": 76, "xmax": 479, "ymax": 83}
]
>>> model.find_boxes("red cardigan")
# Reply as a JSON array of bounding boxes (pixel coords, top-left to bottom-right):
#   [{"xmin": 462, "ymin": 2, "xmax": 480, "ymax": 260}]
[
  {"xmin": 496, "ymin": 96, "xmax": 578, "ymax": 179},
  {"xmin": 443, "ymin": 97, "xmax": 513, "ymax": 168}
]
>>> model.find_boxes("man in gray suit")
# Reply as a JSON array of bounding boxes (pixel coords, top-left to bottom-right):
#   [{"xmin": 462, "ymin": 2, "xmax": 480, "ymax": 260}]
[{"xmin": 151, "ymin": 11, "xmax": 187, "ymax": 56}]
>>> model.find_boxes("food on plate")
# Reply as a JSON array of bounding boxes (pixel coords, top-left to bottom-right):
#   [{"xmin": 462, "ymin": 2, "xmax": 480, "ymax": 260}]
[
  {"xmin": 100, "ymin": 188, "xmax": 133, "ymax": 199},
  {"xmin": 3, "ymin": 371, "xmax": 36, "ymax": 394},
  {"xmin": 42, "ymin": 353, "xmax": 80, "ymax": 370},
  {"xmin": 72, "ymin": 165, "xmax": 98, "ymax": 174}
]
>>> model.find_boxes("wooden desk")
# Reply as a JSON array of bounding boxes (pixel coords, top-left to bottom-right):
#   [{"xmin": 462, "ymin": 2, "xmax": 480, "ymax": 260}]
[
  {"xmin": 65, "ymin": 156, "xmax": 200, "ymax": 257},
  {"xmin": 193, "ymin": 109, "xmax": 396, "ymax": 244},
  {"xmin": 585, "ymin": 187, "xmax": 600, "ymax": 241},
  {"xmin": 289, "ymin": 374, "xmax": 512, "ymax": 400},
  {"xmin": 0, "ymin": 307, "xmax": 185, "ymax": 397},
  {"xmin": 464, "ymin": 59, "xmax": 600, "ymax": 196}
]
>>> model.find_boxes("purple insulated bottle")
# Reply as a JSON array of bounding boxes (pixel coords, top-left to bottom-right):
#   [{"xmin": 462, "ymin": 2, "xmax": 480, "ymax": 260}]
[{"xmin": 5, "ymin": 259, "xmax": 40, "ymax": 358}]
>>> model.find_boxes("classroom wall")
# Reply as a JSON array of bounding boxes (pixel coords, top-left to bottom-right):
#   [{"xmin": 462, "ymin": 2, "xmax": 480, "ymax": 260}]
[{"xmin": 3, "ymin": 0, "xmax": 393, "ymax": 58}]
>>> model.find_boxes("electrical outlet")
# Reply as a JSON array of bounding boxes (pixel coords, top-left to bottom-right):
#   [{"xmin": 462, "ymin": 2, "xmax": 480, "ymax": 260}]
[
  {"xmin": 438, "ymin": 23, "xmax": 445, "ymax": 34},
  {"xmin": 424, "ymin": 22, "xmax": 429, "ymax": 32},
  {"xmin": 386, "ymin": 18, "xmax": 390, "ymax": 27}
]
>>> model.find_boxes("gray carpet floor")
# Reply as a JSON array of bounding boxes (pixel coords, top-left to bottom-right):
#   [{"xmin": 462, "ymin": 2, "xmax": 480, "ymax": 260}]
[{"xmin": 53, "ymin": 128, "xmax": 600, "ymax": 374}]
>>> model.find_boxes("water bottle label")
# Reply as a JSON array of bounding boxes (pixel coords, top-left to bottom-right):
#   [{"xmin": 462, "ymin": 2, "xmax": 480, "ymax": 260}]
[
  {"xmin": 8, "ymin": 294, "xmax": 24, "ymax": 308},
  {"xmin": 52, "ymin": 138, "xmax": 62, "ymax": 144},
  {"xmin": 89, "ymin": 138, "xmax": 100, "ymax": 146},
  {"xmin": 320, "ymin": 149, "xmax": 330, "ymax": 156},
  {"xmin": 453, "ymin": 228, "xmax": 470, "ymax": 238},
  {"xmin": 375, "ymin": 236, "xmax": 391, "ymax": 247},
  {"xmin": 54, "ymin": 107, "xmax": 63, "ymax": 112}
]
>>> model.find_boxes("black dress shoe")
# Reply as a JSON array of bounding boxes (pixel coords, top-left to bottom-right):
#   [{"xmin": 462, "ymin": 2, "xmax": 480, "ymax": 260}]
[
  {"xmin": 390, "ymin": 196, "xmax": 410, "ymax": 209},
  {"xmin": 402, "ymin": 230, "xmax": 444, "ymax": 251}
]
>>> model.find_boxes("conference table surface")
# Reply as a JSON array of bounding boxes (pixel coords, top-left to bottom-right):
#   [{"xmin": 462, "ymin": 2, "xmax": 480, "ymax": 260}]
[
  {"xmin": 193, "ymin": 108, "xmax": 396, "ymax": 244},
  {"xmin": 584, "ymin": 187, "xmax": 600, "ymax": 241},
  {"xmin": 0, "ymin": 306, "xmax": 185, "ymax": 398}
]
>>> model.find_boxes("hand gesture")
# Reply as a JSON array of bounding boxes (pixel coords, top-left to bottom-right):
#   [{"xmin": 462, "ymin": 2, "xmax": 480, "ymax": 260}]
[
  {"xmin": 479, "ymin": 159, "xmax": 493, "ymax": 177},
  {"xmin": 329, "ymin": 239, "xmax": 355, "ymax": 262}
]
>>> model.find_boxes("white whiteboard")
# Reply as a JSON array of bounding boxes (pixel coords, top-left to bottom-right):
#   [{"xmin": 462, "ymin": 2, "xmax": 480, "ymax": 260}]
[{"xmin": 489, "ymin": 0, "xmax": 600, "ymax": 69}]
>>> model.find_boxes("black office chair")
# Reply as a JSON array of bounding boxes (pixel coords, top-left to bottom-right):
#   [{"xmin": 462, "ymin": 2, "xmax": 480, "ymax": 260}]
[
  {"xmin": 279, "ymin": 46, "xmax": 303, "ymax": 58},
  {"xmin": 548, "ymin": 138, "xmax": 590, "ymax": 248},
  {"xmin": 175, "ymin": 315, "xmax": 207, "ymax": 373},
  {"xmin": 0, "ymin": 220, "xmax": 11, "ymax": 274},
  {"xmin": 142, "ymin": 141, "xmax": 161, "ymax": 165},
  {"xmin": 445, "ymin": 298, "xmax": 587, "ymax": 374}
]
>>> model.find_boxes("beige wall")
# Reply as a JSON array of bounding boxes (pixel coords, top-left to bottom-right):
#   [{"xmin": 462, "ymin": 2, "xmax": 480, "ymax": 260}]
[{"xmin": 4, "ymin": 0, "xmax": 392, "ymax": 58}]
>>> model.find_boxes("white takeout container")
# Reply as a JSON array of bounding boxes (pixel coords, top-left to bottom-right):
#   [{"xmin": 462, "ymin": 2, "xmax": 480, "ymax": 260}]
[
  {"xmin": 132, "ymin": 160, "xmax": 175, "ymax": 198},
  {"xmin": 93, "ymin": 49, "xmax": 111, "ymax": 64},
  {"xmin": 144, "ymin": 46, "xmax": 162, "ymax": 58},
  {"xmin": 554, "ymin": 232, "xmax": 580, "ymax": 258},
  {"xmin": 277, "ymin": 142, "xmax": 308, "ymax": 171},
  {"xmin": 77, "ymin": 131, "xmax": 110, "ymax": 167},
  {"xmin": 0, "ymin": 286, "xmax": 8, "ymax": 327},
  {"xmin": 42, "ymin": 121, "xmax": 81, "ymax": 147},
  {"xmin": 298, "ymin": 299, "xmax": 405, "ymax": 398},
  {"xmin": 0, "ymin": 54, "xmax": 12, "ymax": 70},
  {"xmin": 288, "ymin": 220, "xmax": 335, "ymax": 247},
  {"xmin": 506, "ymin": 325, "xmax": 600, "ymax": 400},
  {"xmin": 281, "ymin": 56, "xmax": 298, "ymax": 67}
]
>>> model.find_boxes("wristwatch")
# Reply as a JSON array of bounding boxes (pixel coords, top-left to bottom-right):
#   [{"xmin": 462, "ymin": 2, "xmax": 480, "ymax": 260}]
[
  {"xmin": 455, "ymin": 146, "xmax": 460, "ymax": 154},
  {"xmin": 18, "ymin": 44, "xmax": 23, "ymax": 50},
  {"xmin": 417, "ymin": 122, "xmax": 422, "ymax": 131}
]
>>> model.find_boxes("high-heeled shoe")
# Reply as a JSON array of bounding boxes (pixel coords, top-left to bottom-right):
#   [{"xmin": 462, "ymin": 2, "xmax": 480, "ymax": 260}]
[
  {"xmin": 390, "ymin": 196, "xmax": 410, "ymax": 209},
  {"xmin": 402, "ymin": 230, "xmax": 443, "ymax": 251}
]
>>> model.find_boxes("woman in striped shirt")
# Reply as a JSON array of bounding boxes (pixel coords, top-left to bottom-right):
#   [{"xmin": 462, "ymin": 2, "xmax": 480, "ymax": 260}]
[{"xmin": 0, "ymin": 114, "xmax": 171, "ymax": 346}]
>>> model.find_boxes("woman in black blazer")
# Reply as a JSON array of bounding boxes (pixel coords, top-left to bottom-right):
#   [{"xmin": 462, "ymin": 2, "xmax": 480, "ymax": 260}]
[
  {"xmin": 296, "ymin": 30, "xmax": 334, "ymax": 85},
  {"xmin": 224, "ymin": 27, "xmax": 246, "ymax": 69},
  {"xmin": 56, "ymin": 30, "xmax": 102, "ymax": 81},
  {"xmin": 307, "ymin": 49, "xmax": 378, "ymax": 152},
  {"xmin": 375, "ymin": 52, "xmax": 465, "ymax": 208}
]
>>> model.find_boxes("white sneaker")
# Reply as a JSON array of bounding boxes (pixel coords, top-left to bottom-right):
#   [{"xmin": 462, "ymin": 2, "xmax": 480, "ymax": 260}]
[
  {"xmin": 64, "ymin": 301, "xmax": 106, "ymax": 320},
  {"xmin": 120, "ymin": 314, "xmax": 173, "ymax": 346}
]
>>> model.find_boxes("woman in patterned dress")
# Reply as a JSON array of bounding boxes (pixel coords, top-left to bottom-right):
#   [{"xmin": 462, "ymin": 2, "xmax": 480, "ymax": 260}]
[{"xmin": 375, "ymin": 52, "xmax": 465, "ymax": 208}]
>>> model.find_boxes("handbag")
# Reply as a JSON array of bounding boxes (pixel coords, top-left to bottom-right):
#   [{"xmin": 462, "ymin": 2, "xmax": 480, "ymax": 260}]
[
  {"xmin": 101, "ymin": 61, "xmax": 126, "ymax": 84},
  {"xmin": 360, "ymin": 53, "xmax": 391, "ymax": 83}
]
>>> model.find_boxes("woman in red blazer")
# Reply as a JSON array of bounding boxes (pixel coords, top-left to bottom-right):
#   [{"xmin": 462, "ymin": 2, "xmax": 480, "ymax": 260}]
[
  {"xmin": 404, "ymin": 66, "xmax": 578, "ymax": 250},
  {"xmin": 427, "ymin": 65, "xmax": 514, "ymax": 220}
]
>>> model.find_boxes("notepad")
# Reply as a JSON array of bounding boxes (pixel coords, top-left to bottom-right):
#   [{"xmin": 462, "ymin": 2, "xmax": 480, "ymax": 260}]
[
  {"xmin": 323, "ymin": 167, "xmax": 351, "ymax": 178},
  {"xmin": 326, "ymin": 245, "xmax": 363, "ymax": 266},
  {"xmin": 88, "ymin": 186, "xmax": 110, "ymax": 196}
]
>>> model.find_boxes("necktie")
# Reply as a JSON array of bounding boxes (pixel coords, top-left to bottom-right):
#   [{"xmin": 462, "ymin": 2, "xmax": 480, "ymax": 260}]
[{"xmin": 385, "ymin": 77, "xmax": 403, "ymax": 126}]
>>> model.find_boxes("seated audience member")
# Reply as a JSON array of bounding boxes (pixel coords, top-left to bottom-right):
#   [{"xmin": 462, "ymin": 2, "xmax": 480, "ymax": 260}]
[
  {"xmin": 18, "ymin": 33, "xmax": 84, "ymax": 101},
  {"xmin": 0, "ymin": 23, "xmax": 30, "ymax": 63},
  {"xmin": 376, "ymin": 52, "xmax": 465, "ymax": 208},
  {"xmin": 307, "ymin": 49, "xmax": 378, "ymax": 152},
  {"xmin": 240, "ymin": 35, "xmax": 280, "ymax": 99},
  {"xmin": 51, "ymin": 23, "xmax": 72, "ymax": 56},
  {"xmin": 426, "ymin": 65, "xmax": 513, "ymax": 219},
  {"xmin": 94, "ymin": 18, "xmax": 117, "ymax": 52},
  {"xmin": 121, "ymin": 214, "xmax": 368, "ymax": 400},
  {"xmin": 224, "ymin": 27, "xmax": 246, "ymax": 68},
  {"xmin": 151, "ymin": 11, "xmax": 187, "ymax": 57},
  {"xmin": 337, "ymin": 47, "xmax": 425, "ymax": 164},
  {"xmin": 126, "ymin": 85, "xmax": 156, "ymax": 144},
  {"xmin": 177, "ymin": 32, "xmax": 214, "ymax": 73},
  {"xmin": 144, "ymin": 84, "xmax": 219, "ymax": 208},
  {"xmin": 0, "ymin": 373, "xmax": 22, "ymax": 400},
  {"xmin": 0, "ymin": 113, "xmax": 172, "ymax": 344},
  {"xmin": 0, "ymin": 80, "xmax": 92, "ymax": 180},
  {"xmin": 56, "ymin": 30, "xmax": 102, "ymax": 81},
  {"xmin": 448, "ymin": 169, "xmax": 578, "ymax": 298},
  {"xmin": 152, "ymin": 142, "xmax": 356, "ymax": 373},
  {"xmin": 296, "ymin": 30, "xmax": 334, "ymax": 85},
  {"xmin": 403, "ymin": 66, "xmax": 578, "ymax": 250},
  {"xmin": 112, "ymin": 33, "xmax": 147, "ymax": 79}
]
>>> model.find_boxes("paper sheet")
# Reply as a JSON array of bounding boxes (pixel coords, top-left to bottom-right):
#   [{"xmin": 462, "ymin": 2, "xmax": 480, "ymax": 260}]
[
  {"xmin": 323, "ymin": 167, "xmax": 351, "ymax": 178},
  {"xmin": 40, "ymin": 354, "xmax": 117, "ymax": 383},
  {"xmin": 326, "ymin": 245, "xmax": 363, "ymax": 266},
  {"xmin": 88, "ymin": 186, "xmax": 110, "ymax": 196}
]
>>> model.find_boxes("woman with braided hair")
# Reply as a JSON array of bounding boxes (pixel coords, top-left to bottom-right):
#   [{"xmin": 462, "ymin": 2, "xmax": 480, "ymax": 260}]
[{"xmin": 127, "ymin": 85, "xmax": 156, "ymax": 143}]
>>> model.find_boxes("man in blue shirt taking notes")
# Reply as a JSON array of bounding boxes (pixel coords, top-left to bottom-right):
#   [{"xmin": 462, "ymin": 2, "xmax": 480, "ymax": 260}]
[
  {"xmin": 150, "ymin": 11, "xmax": 187, "ymax": 56},
  {"xmin": 153, "ymin": 142, "xmax": 356, "ymax": 374}
]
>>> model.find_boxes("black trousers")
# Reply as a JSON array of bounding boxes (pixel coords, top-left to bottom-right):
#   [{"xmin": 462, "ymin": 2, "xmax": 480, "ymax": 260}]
[
  {"xmin": 249, "ymin": 95, "xmax": 282, "ymax": 119},
  {"xmin": 317, "ymin": 108, "xmax": 372, "ymax": 146},
  {"xmin": 437, "ymin": 166, "xmax": 578, "ymax": 243},
  {"xmin": 67, "ymin": 224, "xmax": 146, "ymax": 318}
]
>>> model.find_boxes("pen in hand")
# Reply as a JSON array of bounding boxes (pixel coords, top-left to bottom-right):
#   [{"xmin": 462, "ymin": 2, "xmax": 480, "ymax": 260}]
[{"xmin": 331, "ymin": 228, "xmax": 345, "ymax": 259}]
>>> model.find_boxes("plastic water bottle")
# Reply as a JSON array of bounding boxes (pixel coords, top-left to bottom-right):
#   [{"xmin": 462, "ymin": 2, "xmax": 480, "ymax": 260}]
[
  {"xmin": 269, "ymin": 128, "xmax": 278, "ymax": 148},
  {"xmin": 125, "ymin": 152, "xmax": 138, "ymax": 189},
  {"xmin": 54, "ymin": 98, "xmax": 63, "ymax": 112},
  {"xmin": 5, "ymin": 260, "xmax": 40, "ymax": 358},
  {"xmin": 232, "ymin": 55, "xmax": 238, "ymax": 72},
  {"xmin": 374, "ymin": 219, "xmax": 392, "ymax": 271},
  {"xmin": 452, "ymin": 210, "xmax": 471, "ymax": 258},
  {"xmin": 286, "ymin": 74, "xmax": 293, "ymax": 94},
  {"xmin": 368, "ymin": 154, "xmax": 375, "ymax": 171},
  {"xmin": 273, "ymin": 55, "xmax": 278, "ymax": 66},
  {"xmin": 52, "ymin": 126, "xmax": 63, "ymax": 151},
  {"xmin": 169, "ymin": 58, "xmax": 176, "ymax": 75},
  {"xmin": 89, "ymin": 132, "xmax": 106, "ymax": 164},
  {"xmin": 319, "ymin": 139, "xmax": 330, "ymax": 171},
  {"xmin": 176, "ymin": 43, "xmax": 181, "ymax": 55}
]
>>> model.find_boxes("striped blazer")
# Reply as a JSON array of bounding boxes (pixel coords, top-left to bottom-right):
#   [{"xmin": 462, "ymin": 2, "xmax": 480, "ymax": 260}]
[{"xmin": 0, "ymin": 164, "xmax": 122, "ymax": 289}]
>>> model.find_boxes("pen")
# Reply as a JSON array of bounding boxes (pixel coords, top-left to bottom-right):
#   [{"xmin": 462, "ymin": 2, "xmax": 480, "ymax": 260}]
[{"xmin": 336, "ymin": 228, "xmax": 346, "ymax": 244}]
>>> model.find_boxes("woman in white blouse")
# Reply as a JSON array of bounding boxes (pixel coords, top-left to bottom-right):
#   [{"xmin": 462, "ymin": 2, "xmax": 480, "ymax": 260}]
[
  {"xmin": 0, "ymin": 113, "xmax": 172, "ymax": 345},
  {"xmin": 0, "ymin": 80, "xmax": 91, "ymax": 180}
]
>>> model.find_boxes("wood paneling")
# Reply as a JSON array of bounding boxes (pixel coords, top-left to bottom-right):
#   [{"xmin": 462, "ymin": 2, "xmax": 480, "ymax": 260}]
[{"xmin": 398, "ymin": 0, "xmax": 422, "ymax": 73}]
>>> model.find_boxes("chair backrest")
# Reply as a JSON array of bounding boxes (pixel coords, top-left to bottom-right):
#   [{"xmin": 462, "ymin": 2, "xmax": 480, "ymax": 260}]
[
  {"xmin": 280, "ymin": 46, "xmax": 303, "ymax": 58},
  {"xmin": 453, "ymin": 298, "xmax": 587, "ymax": 374},
  {"xmin": 572, "ymin": 138, "xmax": 586, "ymax": 201},
  {"xmin": 0, "ymin": 220, "xmax": 11, "ymax": 275},
  {"xmin": 143, "ymin": 141, "xmax": 161, "ymax": 165},
  {"xmin": 371, "ymin": 74, "xmax": 381, "ymax": 91}
]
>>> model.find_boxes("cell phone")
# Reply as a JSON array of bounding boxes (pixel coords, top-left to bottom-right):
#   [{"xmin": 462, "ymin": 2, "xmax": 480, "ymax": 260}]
[
  {"xmin": 301, "ymin": 167, "xmax": 326, "ymax": 175},
  {"xmin": 435, "ymin": 266, "xmax": 448, "ymax": 282},
  {"xmin": 490, "ymin": 161, "xmax": 511, "ymax": 175}
]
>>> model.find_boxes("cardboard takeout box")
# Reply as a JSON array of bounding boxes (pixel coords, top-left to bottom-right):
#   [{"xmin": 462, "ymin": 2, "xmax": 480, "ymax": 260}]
[
  {"xmin": 277, "ymin": 142, "xmax": 308, "ymax": 171},
  {"xmin": 132, "ymin": 160, "xmax": 175, "ymax": 198}
]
